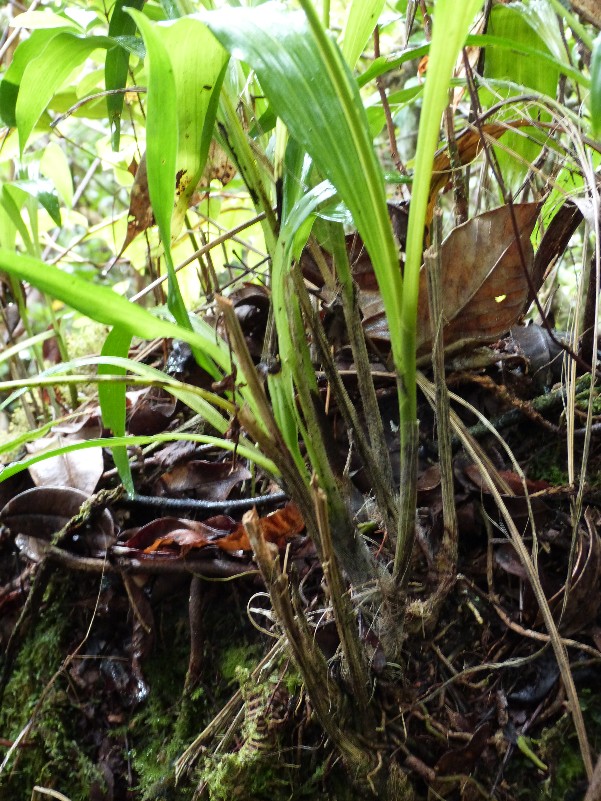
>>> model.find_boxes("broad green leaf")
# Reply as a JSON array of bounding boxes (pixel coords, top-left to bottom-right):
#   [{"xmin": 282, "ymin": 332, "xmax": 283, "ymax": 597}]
[
  {"xmin": 125, "ymin": 10, "xmax": 191, "ymax": 338},
  {"xmin": 105, "ymin": 0, "xmax": 146, "ymax": 150},
  {"xmin": 99, "ymin": 327, "xmax": 133, "ymax": 494},
  {"xmin": 10, "ymin": 10, "xmax": 79, "ymax": 29},
  {"xmin": 13, "ymin": 179, "xmax": 61, "ymax": 227},
  {"xmin": 203, "ymin": 2, "xmax": 403, "ymax": 380},
  {"xmin": 0, "ymin": 249, "xmax": 228, "ymax": 385},
  {"xmin": 154, "ymin": 16, "xmax": 228, "ymax": 237},
  {"xmin": 483, "ymin": 4, "xmax": 559, "ymax": 186},
  {"xmin": 111, "ymin": 36, "xmax": 146, "ymax": 58},
  {"xmin": 15, "ymin": 33, "xmax": 113, "ymax": 152},
  {"xmin": 40, "ymin": 143, "xmax": 74, "ymax": 208},
  {"xmin": 592, "ymin": 34, "xmax": 601, "ymax": 138},
  {"xmin": 340, "ymin": 0, "xmax": 385, "ymax": 70},
  {"xmin": 0, "ymin": 29, "xmax": 66, "ymax": 127},
  {"xmin": 468, "ymin": 33, "xmax": 587, "ymax": 88}
]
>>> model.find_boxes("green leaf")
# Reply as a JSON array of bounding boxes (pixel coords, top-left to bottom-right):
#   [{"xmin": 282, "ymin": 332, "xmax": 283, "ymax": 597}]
[
  {"xmin": 0, "ymin": 433, "xmax": 278, "ymax": 484},
  {"xmin": 40, "ymin": 142, "xmax": 74, "ymax": 208},
  {"xmin": 483, "ymin": 4, "xmax": 559, "ymax": 186},
  {"xmin": 111, "ymin": 35, "xmax": 146, "ymax": 58},
  {"xmin": 340, "ymin": 0, "xmax": 385, "ymax": 69},
  {"xmin": 0, "ymin": 249, "xmax": 224, "ymax": 379},
  {"xmin": 468, "ymin": 33, "xmax": 587, "ymax": 88},
  {"xmin": 1, "ymin": 187, "xmax": 34, "ymax": 254},
  {"xmin": 125, "ymin": 10, "xmax": 190, "ymax": 338},
  {"xmin": 0, "ymin": 29, "xmax": 66, "ymax": 127},
  {"xmin": 592, "ymin": 34, "xmax": 601, "ymax": 138},
  {"xmin": 357, "ymin": 43, "xmax": 429, "ymax": 88},
  {"xmin": 13, "ymin": 179, "xmax": 62, "ymax": 227},
  {"xmin": 99, "ymin": 327, "xmax": 134, "ymax": 494},
  {"xmin": 156, "ymin": 16, "xmax": 228, "ymax": 237},
  {"xmin": 105, "ymin": 0, "xmax": 146, "ymax": 150},
  {"xmin": 126, "ymin": 10, "xmax": 228, "ymax": 374},
  {"xmin": 15, "ymin": 32, "xmax": 113, "ymax": 152},
  {"xmin": 10, "ymin": 9, "xmax": 79, "ymax": 29},
  {"xmin": 203, "ymin": 1, "xmax": 403, "ymax": 382},
  {"xmin": 402, "ymin": 0, "xmax": 483, "ymax": 419}
]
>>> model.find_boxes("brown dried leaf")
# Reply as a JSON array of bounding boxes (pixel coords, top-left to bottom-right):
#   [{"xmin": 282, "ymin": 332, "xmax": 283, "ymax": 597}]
[
  {"xmin": 155, "ymin": 459, "xmax": 251, "ymax": 500},
  {"xmin": 362, "ymin": 203, "xmax": 540, "ymax": 361},
  {"xmin": 26, "ymin": 435, "xmax": 104, "ymax": 494},
  {"xmin": 0, "ymin": 486, "xmax": 115, "ymax": 558},
  {"xmin": 119, "ymin": 141, "xmax": 236, "ymax": 256},
  {"xmin": 124, "ymin": 503, "xmax": 304, "ymax": 557},
  {"xmin": 121, "ymin": 154, "xmax": 154, "ymax": 255},
  {"xmin": 427, "ymin": 122, "xmax": 527, "ymax": 224}
]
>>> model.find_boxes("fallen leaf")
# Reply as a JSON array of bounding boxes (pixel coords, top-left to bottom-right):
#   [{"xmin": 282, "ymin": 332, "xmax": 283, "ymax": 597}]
[
  {"xmin": 427, "ymin": 122, "xmax": 528, "ymax": 224},
  {"xmin": 1, "ymin": 486, "xmax": 115, "ymax": 558},
  {"xmin": 155, "ymin": 459, "xmax": 251, "ymax": 500},
  {"xmin": 127, "ymin": 387, "xmax": 177, "ymax": 435},
  {"xmin": 26, "ymin": 435, "xmax": 104, "ymax": 494},
  {"xmin": 123, "ymin": 502, "xmax": 304, "ymax": 557},
  {"xmin": 361, "ymin": 203, "xmax": 540, "ymax": 361}
]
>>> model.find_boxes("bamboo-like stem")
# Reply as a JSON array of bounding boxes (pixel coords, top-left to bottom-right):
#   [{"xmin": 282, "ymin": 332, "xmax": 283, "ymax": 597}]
[
  {"xmin": 330, "ymin": 227, "xmax": 397, "ymax": 516},
  {"xmin": 286, "ymin": 279, "xmax": 376, "ymax": 586},
  {"xmin": 312, "ymin": 477, "xmax": 372, "ymax": 715},
  {"xmin": 291, "ymin": 266, "xmax": 398, "ymax": 538},
  {"xmin": 392, "ymin": 419, "xmax": 419, "ymax": 588},
  {"xmin": 243, "ymin": 509, "xmax": 375, "ymax": 774},
  {"xmin": 425, "ymin": 209, "xmax": 458, "ymax": 588}
]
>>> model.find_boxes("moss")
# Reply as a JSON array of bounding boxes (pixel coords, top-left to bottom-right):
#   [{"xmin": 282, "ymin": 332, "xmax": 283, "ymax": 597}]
[
  {"xmin": 526, "ymin": 441, "xmax": 569, "ymax": 486},
  {"xmin": 219, "ymin": 643, "xmax": 262, "ymax": 685},
  {"xmin": 0, "ymin": 577, "xmax": 104, "ymax": 800}
]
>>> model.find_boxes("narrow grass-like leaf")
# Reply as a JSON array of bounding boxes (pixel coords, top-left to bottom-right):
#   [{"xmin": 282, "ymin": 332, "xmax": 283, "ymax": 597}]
[
  {"xmin": 99, "ymin": 327, "xmax": 133, "ymax": 494},
  {"xmin": 403, "ymin": 0, "xmax": 483, "ymax": 419},
  {"xmin": 15, "ymin": 33, "xmax": 112, "ymax": 152},
  {"xmin": 203, "ymin": 1, "xmax": 403, "ymax": 388},
  {"xmin": 1, "ymin": 359, "xmax": 233, "ymax": 430},
  {"xmin": 592, "ymin": 34, "xmax": 601, "ymax": 138},
  {"xmin": 268, "ymin": 181, "xmax": 338, "ymax": 481},
  {"xmin": 105, "ymin": 0, "xmax": 146, "ymax": 150},
  {"xmin": 0, "ymin": 249, "xmax": 261, "ymax": 421},
  {"xmin": 0, "ymin": 433, "xmax": 278, "ymax": 483},
  {"xmin": 357, "ymin": 43, "xmax": 429, "ymax": 88},
  {"xmin": 1, "ymin": 187, "xmax": 35, "ymax": 254},
  {"xmin": 340, "ymin": 0, "xmax": 385, "ymax": 69}
]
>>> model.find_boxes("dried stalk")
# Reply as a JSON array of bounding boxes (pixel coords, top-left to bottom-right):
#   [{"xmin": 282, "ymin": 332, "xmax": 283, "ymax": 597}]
[
  {"xmin": 311, "ymin": 478, "xmax": 372, "ymax": 715},
  {"xmin": 243, "ymin": 509, "xmax": 378, "ymax": 780},
  {"xmin": 329, "ymin": 228, "xmax": 398, "ymax": 524},
  {"xmin": 417, "ymin": 371, "xmax": 593, "ymax": 780},
  {"xmin": 286, "ymin": 283, "xmax": 376, "ymax": 586}
]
